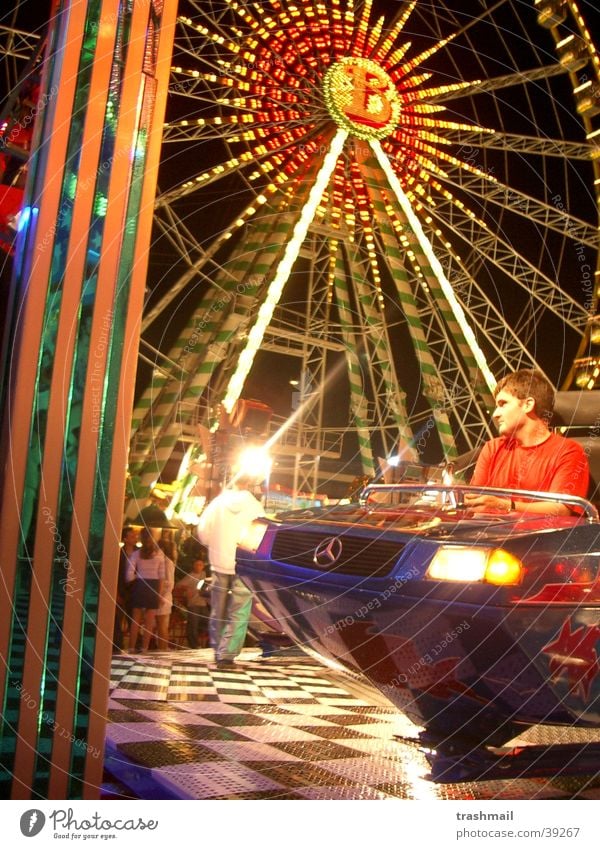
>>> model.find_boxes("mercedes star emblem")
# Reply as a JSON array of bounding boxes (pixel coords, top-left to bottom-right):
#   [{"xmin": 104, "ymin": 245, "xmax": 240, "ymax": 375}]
[{"xmin": 313, "ymin": 536, "xmax": 343, "ymax": 568}]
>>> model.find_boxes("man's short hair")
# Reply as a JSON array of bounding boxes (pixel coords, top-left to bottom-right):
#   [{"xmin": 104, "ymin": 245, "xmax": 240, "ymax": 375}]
[
  {"xmin": 494, "ymin": 369, "xmax": 555, "ymax": 422},
  {"xmin": 234, "ymin": 473, "xmax": 259, "ymax": 488}
]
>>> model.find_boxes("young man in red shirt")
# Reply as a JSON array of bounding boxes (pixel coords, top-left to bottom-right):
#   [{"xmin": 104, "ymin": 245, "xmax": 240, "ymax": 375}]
[{"xmin": 465, "ymin": 369, "xmax": 589, "ymax": 516}]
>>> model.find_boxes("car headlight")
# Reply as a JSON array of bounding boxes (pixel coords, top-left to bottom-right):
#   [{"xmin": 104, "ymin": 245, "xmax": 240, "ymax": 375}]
[
  {"xmin": 427, "ymin": 546, "xmax": 523, "ymax": 585},
  {"xmin": 237, "ymin": 519, "xmax": 270, "ymax": 553}
]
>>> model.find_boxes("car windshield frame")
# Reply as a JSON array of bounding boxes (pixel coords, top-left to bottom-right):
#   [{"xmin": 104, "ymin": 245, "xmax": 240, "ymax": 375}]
[{"xmin": 359, "ymin": 483, "xmax": 599, "ymax": 523}]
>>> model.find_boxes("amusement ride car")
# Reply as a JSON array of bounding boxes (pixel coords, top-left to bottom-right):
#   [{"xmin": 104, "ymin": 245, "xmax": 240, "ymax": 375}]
[{"xmin": 236, "ymin": 395, "xmax": 600, "ymax": 781}]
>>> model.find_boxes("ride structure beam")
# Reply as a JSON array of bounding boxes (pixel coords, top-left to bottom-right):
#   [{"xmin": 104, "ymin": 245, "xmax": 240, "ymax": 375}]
[
  {"xmin": 130, "ymin": 202, "xmax": 301, "ymax": 447},
  {"xmin": 342, "ymin": 235, "xmax": 415, "ymax": 461},
  {"xmin": 442, "ymin": 129, "xmax": 594, "ymax": 161},
  {"xmin": 441, "ymin": 168, "xmax": 599, "ymax": 251},
  {"xmin": 286, "ymin": 231, "xmax": 340, "ymax": 500},
  {"xmin": 221, "ymin": 128, "xmax": 348, "ymax": 415},
  {"xmin": 358, "ymin": 148, "xmax": 495, "ymax": 458},
  {"xmin": 547, "ymin": 0, "xmax": 600, "ymax": 388},
  {"xmin": 415, "ymin": 224, "xmax": 544, "ymax": 378},
  {"xmin": 126, "ymin": 206, "xmax": 289, "ymax": 511},
  {"xmin": 423, "ymin": 180, "xmax": 589, "ymax": 333},
  {"xmin": 0, "ymin": 25, "xmax": 41, "ymax": 62},
  {"xmin": 0, "ymin": 0, "xmax": 176, "ymax": 799},
  {"xmin": 430, "ymin": 63, "xmax": 569, "ymax": 102},
  {"xmin": 332, "ymin": 240, "xmax": 377, "ymax": 477},
  {"xmin": 371, "ymin": 142, "xmax": 496, "ymax": 396}
]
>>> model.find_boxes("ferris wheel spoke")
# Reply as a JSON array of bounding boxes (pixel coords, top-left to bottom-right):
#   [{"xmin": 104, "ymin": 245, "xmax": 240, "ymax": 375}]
[
  {"xmin": 155, "ymin": 152, "xmax": 260, "ymax": 207},
  {"xmin": 392, "ymin": 237, "xmax": 496, "ymax": 428},
  {"xmin": 161, "ymin": 121, "xmax": 245, "ymax": 143},
  {"xmin": 130, "ymin": 210, "xmax": 297, "ymax": 492},
  {"xmin": 442, "ymin": 128, "xmax": 594, "ymax": 161},
  {"xmin": 152, "ymin": 205, "xmax": 206, "ymax": 267},
  {"xmin": 418, "ymin": 0, "xmax": 510, "ymax": 40},
  {"xmin": 151, "ymin": 199, "xmax": 251, "ymax": 288},
  {"xmin": 357, "ymin": 167, "xmax": 466, "ymax": 457},
  {"xmin": 438, "ymin": 166, "xmax": 600, "ymax": 249},
  {"xmin": 222, "ymin": 128, "xmax": 348, "ymax": 414},
  {"xmin": 132, "ymin": 283, "xmax": 242, "ymax": 451},
  {"xmin": 151, "ymin": 173, "xmax": 324, "ymax": 438},
  {"xmin": 408, "ymin": 302, "xmax": 497, "ymax": 450},
  {"xmin": 149, "ymin": 131, "xmax": 344, "ymax": 332},
  {"xmin": 421, "ymin": 180, "xmax": 591, "ymax": 332},
  {"xmin": 385, "ymin": 254, "xmax": 495, "ymax": 451},
  {"xmin": 142, "ymin": 200, "xmax": 305, "ymax": 426},
  {"xmin": 412, "ymin": 225, "xmax": 551, "ymax": 377},
  {"xmin": 430, "ymin": 63, "xmax": 569, "ymax": 104},
  {"xmin": 434, "ymin": 209, "xmax": 588, "ymax": 336},
  {"xmin": 371, "ymin": 140, "xmax": 496, "ymax": 393}
]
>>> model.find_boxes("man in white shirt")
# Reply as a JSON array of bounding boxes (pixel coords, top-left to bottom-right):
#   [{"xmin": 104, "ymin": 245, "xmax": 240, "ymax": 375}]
[{"xmin": 197, "ymin": 476, "xmax": 264, "ymax": 668}]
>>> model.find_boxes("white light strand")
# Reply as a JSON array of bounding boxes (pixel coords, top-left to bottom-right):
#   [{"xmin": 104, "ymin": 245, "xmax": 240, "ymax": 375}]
[
  {"xmin": 370, "ymin": 139, "xmax": 496, "ymax": 392},
  {"xmin": 222, "ymin": 128, "xmax": 348, "ymax": 413}
]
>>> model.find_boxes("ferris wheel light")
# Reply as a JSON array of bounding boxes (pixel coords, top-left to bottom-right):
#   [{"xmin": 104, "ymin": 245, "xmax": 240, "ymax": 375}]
[
  {"xmin": 587, "ymin": 128, "xmax": 600, "ymax": 143},
  {"xmin": 575, "ymin": 369, "xmax": 592, "ymax": 388},
  {"xmin": 222, "ymin": 128, "xmax": 348, "ymax": 414}
]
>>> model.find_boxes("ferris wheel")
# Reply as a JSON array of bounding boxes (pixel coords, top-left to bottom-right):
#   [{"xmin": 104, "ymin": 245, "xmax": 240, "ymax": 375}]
[{"xmin": 126, "ymin": 0, "xmax": 600, "ymax": 515}]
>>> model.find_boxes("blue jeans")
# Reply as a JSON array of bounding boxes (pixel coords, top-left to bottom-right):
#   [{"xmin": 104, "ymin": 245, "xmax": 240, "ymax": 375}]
[{"xmin": 209, "ymin": 571, "xmax": 253, "ymax": 661}]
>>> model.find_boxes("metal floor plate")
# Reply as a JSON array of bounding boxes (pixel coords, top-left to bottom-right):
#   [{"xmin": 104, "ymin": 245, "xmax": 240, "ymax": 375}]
[{"xmin": 105, "ymin": 649, "xmax": 600, "ymax": 800}]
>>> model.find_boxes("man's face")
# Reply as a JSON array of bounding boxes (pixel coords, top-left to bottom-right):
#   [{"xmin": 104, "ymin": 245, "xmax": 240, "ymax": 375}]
[{"xmin": 492, "ymin": 389, "xmax": 531, "ymax": 437}]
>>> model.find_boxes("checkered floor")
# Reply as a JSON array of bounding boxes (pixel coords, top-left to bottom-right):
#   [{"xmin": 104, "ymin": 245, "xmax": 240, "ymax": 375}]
[{"xmin": 105, "ymin": 649, "xmax": 600, "ymax": 800}]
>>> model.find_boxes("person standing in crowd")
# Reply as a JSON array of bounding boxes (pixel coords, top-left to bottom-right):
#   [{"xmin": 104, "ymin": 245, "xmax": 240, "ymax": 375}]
[
  {"xmin": 197, "ymin": 475, "xmax": 265, "ymax": 669},
  {"xmin": 178, "ymin": 527, "xmax": 206, "ymax": 575},
  {"xmin": 155, "ymin": 537, "xmax": 176, "ymax": 651},
  {"xmin": 126, "ymin": 528, "xmax": 166, "ymax": 653},
  {"xmin": 112, "ymin": 526, "xmax": 138, "ymax": 653},
  {"xmin": 466, "ymin": 369, "xmax": 589, "ymax": 515},
  {"xmin": 175, "ymin": 557, "xmax": 210, "ymax": 649},
  {"xmin": 159, "ymin": 528, "xmax": 177, "ymax": 565}
]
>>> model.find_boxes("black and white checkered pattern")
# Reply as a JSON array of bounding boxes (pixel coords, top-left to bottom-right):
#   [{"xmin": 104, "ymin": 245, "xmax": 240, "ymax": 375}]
[{"xmin": 106, "ymin": 649, "xmax": 600, "ymax": 800}]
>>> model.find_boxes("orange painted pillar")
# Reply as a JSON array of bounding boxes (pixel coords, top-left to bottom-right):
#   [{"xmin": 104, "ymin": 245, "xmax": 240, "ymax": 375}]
[{"xmin": 0, "ymin": 0, "xmax": 177, "ymax": 799}]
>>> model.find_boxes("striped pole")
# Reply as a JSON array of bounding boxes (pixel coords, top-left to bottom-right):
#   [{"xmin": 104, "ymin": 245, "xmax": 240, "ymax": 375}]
[
  {"xmin": 331, "ymin": 239, "xmax": 376, "ymax": 476},
  {"xmin": 343, "ymin": 237, "xmax": 417, "ymax": 452},
  {"xmin": 358, "ymin": 148, "xmax": 495, "ymax": 458},
  {"xmin": 359, "ymin": 169, "xmax": 458, "ymax": 459},
  {"xmin": 370, "ymin": 140, "xmax": 496, "ymax": 405},
  {"xmin": 0, "ymin": 0, "xmax": 177, "ymax": 798}
]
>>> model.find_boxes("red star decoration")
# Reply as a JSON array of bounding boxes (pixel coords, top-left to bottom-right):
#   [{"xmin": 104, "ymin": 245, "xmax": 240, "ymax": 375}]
[{"xmin": 542, "ymin": 618, "xmax": 600, "ymax": 702}]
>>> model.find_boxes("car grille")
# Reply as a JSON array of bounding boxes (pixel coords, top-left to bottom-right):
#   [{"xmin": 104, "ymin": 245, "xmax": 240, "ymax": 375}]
[{"xmin": 270, "ymin": 529, "xmax": 402, "ymax": 578}]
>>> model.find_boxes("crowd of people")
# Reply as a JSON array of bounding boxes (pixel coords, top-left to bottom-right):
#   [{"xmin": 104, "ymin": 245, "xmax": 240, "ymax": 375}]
[{"xmin": 112, "ymin": 524, "xmax": 211, "ymax": 654}]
